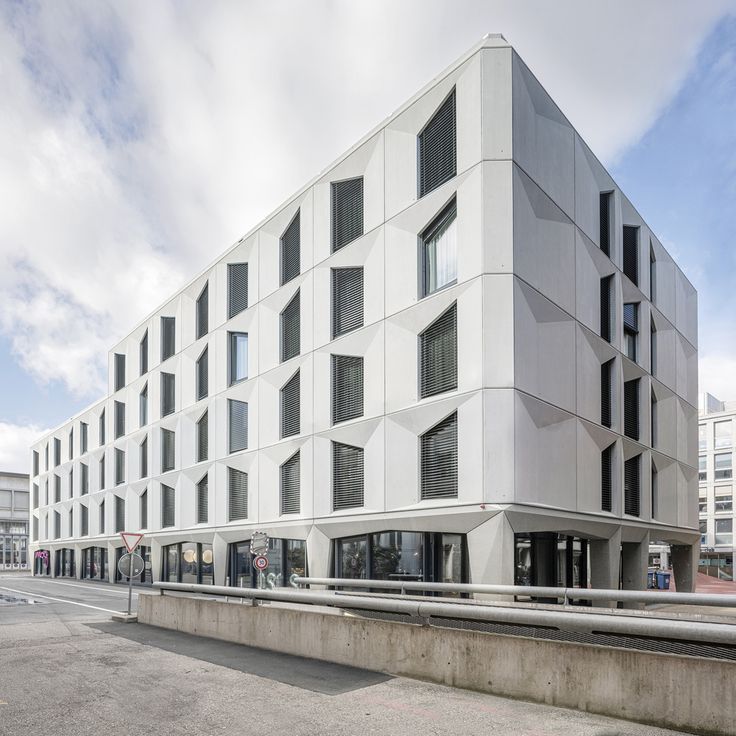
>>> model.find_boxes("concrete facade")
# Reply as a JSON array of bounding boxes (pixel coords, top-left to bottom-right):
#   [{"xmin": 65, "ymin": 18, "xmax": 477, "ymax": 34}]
[{"xmin": 28, "ymin": 36, "xmax": 698, "ymax": 591}]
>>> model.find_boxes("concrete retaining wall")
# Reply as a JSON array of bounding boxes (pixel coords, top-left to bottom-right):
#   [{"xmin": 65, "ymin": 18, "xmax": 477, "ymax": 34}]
[{"xmin": 139, "ymin": 593, "xmax": 735, "ymax": 735}]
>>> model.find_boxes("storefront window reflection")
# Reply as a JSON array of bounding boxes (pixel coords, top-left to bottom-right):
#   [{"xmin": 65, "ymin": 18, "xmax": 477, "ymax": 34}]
[
  {"xmin": 229, "ymin": 538, "xmax": 306, "ymax": 588},
  {"xmin": 162, "ymin": 542, "xmax": 213, "ymax": 585}
]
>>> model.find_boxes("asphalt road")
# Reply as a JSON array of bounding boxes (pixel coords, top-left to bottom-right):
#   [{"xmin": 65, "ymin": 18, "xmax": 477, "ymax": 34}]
[{"xmin": 0, "ymin": 573, "xmax": 685, "ymax": 736}]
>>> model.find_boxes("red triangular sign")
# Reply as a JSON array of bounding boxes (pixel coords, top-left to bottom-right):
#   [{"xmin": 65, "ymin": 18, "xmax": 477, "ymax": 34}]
[{"xmin": 120, "ymin": 532, "xmax": 144, "ymax": 553}]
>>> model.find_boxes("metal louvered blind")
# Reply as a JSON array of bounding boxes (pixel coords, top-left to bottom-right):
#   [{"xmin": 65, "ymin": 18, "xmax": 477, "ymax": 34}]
[
  {"xmin": 81, "ymin": 505, "xmax": 88, "ymax": 536},
  {"xmin": 624, "ymin": 455, "xmax": 641, "ymax": 517},
  {"xmin": 332, "ymin": 355, "xmax": 364, "ymax": 424},
  {"xmin": 281, "ymin": 291, "xmax": 300, "ymax": 362},
  {"xmin": 161, "ymin": 484, "xmax": 175, "ymax": 528},
  {"xmin": 196, "ymin": 283, "xmax": 209, "ymax": 339},
  {"xmin": 623, "ymin": 303, "xmax": 638, "ymax": 332},
  {"xmin": 332, "ymin": 441, "xmax": 364, "ymax": 510},
  {"xmin": 140, "ymin": 330, "xmax": 149, "ymax": 375},
  {"xmin": 600, "ymin": 276, "xmax": 612, "ymax": 342},
  {"xmin": 161, "ymin": 429, "xmax": 175, "ymax": 472},
  {"xmin": 54, "ymin": 511, "xmax": 60, "ymax": 539},
  {"xmin": 81, "ymin": 463, "xmax": 88, "ymax": 494},
  {"xmin": 331, "ymin": 177, "xmax": 364, "ymax": 252},
  {"xmin": 114, "ymin": 353, "xmax": 125, "ymax": 391},
  {"xmin": 99, "ymin": 501, "xmax": 105, "ymax": 534},
  {"xmin": 33, "ymin": 451, "xmax": 39, "ymax": 477},
  {"xmin": 599, "ymin": 192, "xmax": 611, "ymax": 256},
  {"xmin": 115, "ymin": 448, "xmax": 125, "ymax": 485},
  {"xmin": 140, "ymin": 490, "xmax": 148, "ymax": 529},
  {"xmin": 281, "ymin": 371, "xmax": 300, "ymax": 438},
  {"xmin": 140, "ymin": 437, "xmax": 148, "ymax": 478},
  {"xmin": 114, "ymin": 400, "xmax": 125, "ymax": 439},
  {"xmin": 228, "ymin": 467, "xmax": 248, "ymax": 521},
  {"xmin": 197, "ymin": 475, "xmax": 208, "ymax": 524},
  {"xmin": 54, "ymin": 438, "xmax": 61, "ymax": 466},
  {"xmin": 601, "ymin": 359, "xmax": 613, "ymax": 428},
  {"xmin": 197, "ymin": 411, "xmax": 208, "ymax": 462},
  {"xmin": 281, "ymin": 210, "xmax": 301, "ymax": 285},
  {"xmin": 69, "ymin": 468, "xmax": 74, "ymax": 498},
  {"xmin": 33, "ymin": 483, "xmax": 38, "ymax": 508},
  {"xmin": 623, "ymin": 225, "xmax": 639, "ymax": 285},
  {"xmin": 99, "ymin": 456, "xmax": 105, "ymax": 490},
  {"xmin": 624, "ymin": 379, "xmax": 640, "ymax": 441},
  {"xmin": 54, "ymin": 475, "xmax": 61, "ymax": 503},
  {"xmin": 421, "ymin": 412, "xmax": 458, "ymax": 499},
  {"xmin": 161, "ymin": 317, "xmax": 176, "ymax": 361},
  {"xmin": 196, "ymin": 347, "xmax": 208, "ymax": 400},
  {"xmin": 420, "ymin": 303, "xmax": 457, "ymax": 398},
  {"xmin": 228, "ymin": 400, "xmax": 248, "ymax": 453},
  {"xmin": 280, "ymin": 451, "xmax": 300, "ymax": 515},
  {"xmin": 69, "ymin": 428, "xmax": 74, "ymax": 459},
  {"xmin": 115, "ymin": 495, "xmax": 125, "ymax": 532},
  {"xmin": 161, "ymin": 372, "xmax": 175, "ymax": 417},
  {"xmin": 332, "ymin": 267, "xmax": 364, "ymax": 338},
  {"xmin": 228, "ymin": 263, "xmax": 249, "ymax": 318},
  {"xmin": 418, "ymin": 88, "xmax": 457, "ymax": 198},
  {"xmin": 45, "ymin": 442, "xmax": 48, "ymax": 470},
  {"xmin": 601, "ymin": 444, "xmax": 613, "ymax": 512},
  {"xmin": 140, "ymin": 384, "xmax": 148, "ymax": 426}
]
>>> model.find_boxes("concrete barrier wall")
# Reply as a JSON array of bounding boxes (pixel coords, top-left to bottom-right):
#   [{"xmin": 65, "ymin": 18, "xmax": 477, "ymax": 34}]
[{"xmin": 139, "ymin": 593, "xmax": 735, "ymax": 735}]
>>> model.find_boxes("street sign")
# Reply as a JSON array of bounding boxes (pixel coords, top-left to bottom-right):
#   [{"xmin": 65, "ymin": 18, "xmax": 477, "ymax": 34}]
[
  {"xmin": 120, "ymin": 532, "xmax": 144, "ymax": 553},
  {"xmin": 250, "ymin": 531, "xmax": 269, "ymax": 556},
  {"xmin": 253, "ymin": 555, "xmax": 269, "ymax": 571},
  {"xmin": 117, "ymin": 552, "xmax": 145, "ymax": 578}
]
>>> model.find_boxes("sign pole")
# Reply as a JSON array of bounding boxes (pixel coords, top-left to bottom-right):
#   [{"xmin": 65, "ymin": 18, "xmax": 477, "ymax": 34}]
[{"xmin": 127, "ymin": 553, "xmax": 134, "ymax": 616}]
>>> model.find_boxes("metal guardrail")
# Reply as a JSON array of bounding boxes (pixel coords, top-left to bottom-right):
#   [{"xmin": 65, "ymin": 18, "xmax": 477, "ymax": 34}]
[
  {"xmin": 291, "ymin": 575, "xmax": 736, "ymax": 608},
  {"xmin": 152, "ymin": 582, "xmax": 736, "ymax": 646}
]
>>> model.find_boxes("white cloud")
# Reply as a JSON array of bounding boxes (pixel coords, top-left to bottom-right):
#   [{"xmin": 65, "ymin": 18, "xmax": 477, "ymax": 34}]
[
  {"xmin": 699, "ymin": 353, "xmax": 736, "ymax": 403},
  {"xmin": 0, "ymin": 422, "xmax": 48, "ymax": 474}
]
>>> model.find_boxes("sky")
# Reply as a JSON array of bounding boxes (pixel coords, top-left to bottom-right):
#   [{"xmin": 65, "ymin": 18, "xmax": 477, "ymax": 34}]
[{"xmin": 0, "ymin": 0, "xmax": 735, "ymax": 472}]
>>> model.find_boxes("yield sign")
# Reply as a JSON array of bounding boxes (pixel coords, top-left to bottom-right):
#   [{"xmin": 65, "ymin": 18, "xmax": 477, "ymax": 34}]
[{"xmin": 120, "ymin": 532, "xmax": 144, "ymax": 553}]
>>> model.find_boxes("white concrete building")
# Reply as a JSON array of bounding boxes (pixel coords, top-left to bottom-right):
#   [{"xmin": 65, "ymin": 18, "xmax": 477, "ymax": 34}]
[{"xmin": 28, "ymin": 35, "xmax": 699, "ymax": 594}]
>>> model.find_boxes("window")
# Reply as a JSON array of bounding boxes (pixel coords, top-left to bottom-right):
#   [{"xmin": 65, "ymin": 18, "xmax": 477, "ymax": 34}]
[
  {"xmin": 280, "ymin": 210, "xmax": 300, "ymax": 285},
  {"xmin": 161, "ymin": 316, "xmax": 175, "ymax": 361},
  {"xmin": 69, "ymin": 428, "xmax": 74, "ymax": 460},
  {"xmin": 624, "ymin": 455, "xmax": 640, "ymax": 517},
  {"xmin": 45, "ymin": 442, "xmax": 48, "ymax": 470},
  {"xmin": 331, "ymin": 177, "xmax": 364, "ymax": 252},
  {"xmin": 161, "ymin": 429, "xmax": 175, "ymax": 473},
  {"xmin": 420, "ymin": 412, "xmax": 458, "ymax": 499},
  {"xmin": 599, "ymin": 192, "xmax": 612, "ymax": 256},
  {"xmin": 715, "ymin": 518, "xmax": 733, "ymax": 546},
  {"xmin": 699, "ymin": 497, "xmax": 708, "ymax": 515},
  {"xmin": 54, "ymin": 511, "xmax": 61, "ymax": 539},
  {"xmin": 714, "ymin": 453, "xmax": 732, "ymax": 481},
  {"xmin": 332, "ymin": 267, "xmax": 363, "ymax": 339},
  {"xmin": 161, "ymin": 484, "xmax": 175, "ymax": 528},
  {"xmin": 715, "ymin": 490, "xmax": 733, "ymax": 513},
  {"xmin": 229, "ymin": 332, "xmax": 248, "ymax": 385},
  {"xmin": 114, "ymin": 400, "xmax": 125, "ymax": 439},
  {"xmin": 623, "ymin": 303, "xmax": 638, "ymax": 361},
  {"xmin": 601, "ymin": 443, "xmax": 614, "ymax": 512},
  {"xmin": 418, "ymin": 87, "xmax": 456, "ymax": 197},
  {"xmin": 651, "ymin": 461, "xmax": 659, "ymax": 519},
  {"xmin": 69, "ymin": 468, "xmax": 74, "ymax": 498},
  {"xmin": 99, "ymin": 409, "xmax": 106, "ymax": 446},
  {"xmin": 161, "ymin": 372, "xmax": 175, "ymax": 417},
  {"xmin": 651, "ymin": 389, "xmax": 658, "ymax": 448},
  {"xmin": 623, "ymin": 225, "xmax": 639, "ymax": 285},
  {"xmin": 281, "ymin": 371, "xmax": 300, "ymax": 438},
  {"xmin": 33, "ymin": 450, "xmax": 39, "ymax": 476},
  {"xmin": 197, "ymin": 474, "xmax": 208, "ymax": 524},
  {"xmin": 228, "ymin": 400, "xmax": 248, "ymax": 453},
  {"xmin": 280, "ymin": 451, "xmax": 300, "ymax": 515},
  {"xmin": 332, "ymin": 441, "xmax": 364, "ymax": 511},
  {"xmin": 114, "ymin": 353, "xmax": 125, "ymax": 391},
  {"xmin": 54, "ymin": 437, "xmax": 61, "ymax": 467},
  {"xmin": 81, "ymin": 422, "xmax": 88, "ymax": 453},
  {"xmin": 331, "ymin": 355, "xmax": 364, "ymax": 424},
  {"xmin": 196, "ymin": 347, "xmax": 208, "ymax": 400},
  {"xmin": 33, "ymin": 483, "xmax": 38, "ymax": 509},
  {"xmin": 197, "ymin": 411, "xmax": 208, "ymax": 463},
  {"xmin": 599, "ymin": 276, "xmax": 613, "ymax": 342},
  {"xmin": 601, "ymin": 359, "xmax": 613, "ymax": 428},
  {"xmin": 699, "ymin": 455, "xmax": 707, "ymax": 482},
  {"xmin": 140, "ymin": 490, "xmax": 148, "ymax": 529},
  {"xmin": 700, "ymin": 520, "xmax": 708, "ymax": 544},
  {"xmin": 229, "ymin": 538, "xmax": 305, "ymax": 588},
  {"xmin": 54, "ymin": 475, "xmax": 61, "ymax": 503},
  {"xmin": 81, "ymin": 505, "xmax": 88, "ymax": 536},
  {"xmin": 421, "ymin": 198, "xmax": 457, "ymax": 297},
  {"xmin": 140, "ymin": 330, "xmax": 149, "ymax": 375},
  {"xmin": 623, "ymin": 378, "xmax": 639, "ymax": 441},
  {"xmin": 140, "ymin": 437, "xmax": 148, "ymax": 479},
  {"xmin": 115, "ymin": 448, "xmax": 125, "ymax": 486},
  {"xmin": 280, "ymin": 291, "xmax": 300, "ymax": 362},
  {"xmin": 139, "ymin": 383, "xmax": 148, "ymax": 427},
  {"xmin": 227, "ymin": 263, "xmax": 248, "ymax": 318},
  {"xmin": 419, "ymin": 303, "xmax": 457, "ymax": 398},
  {"xmin": 99, "ymin": 455, "xmax": 106, "ymax": 491},
  {"xmin": 650, "ymin": 242, "xmax": 656, "ymax": 303},
  {"xmin": 163, "ymin": 542, "xmax": 213, "ymax": 585},
  {"xmin": 196, "ymin": 282, "xmax": 208, "ymax": 339},
  {"xmin": 228, "ymin": 467, "xmax": 248, "ymax": 521},
  {"xmin": 650, "ymin": 317, "xmax": 657, "ymax": 376},
  {"xmin": 115, "ymin": 495, "xmax": 125, "ymax": 533},
  {"xmin": 99, "ymin": 500, "xmax": 105, "ymax": 534},
  {"xmin": 699, "ymin": 424, "xmax": 707, "ymax": 452},
  {"xmin": 715, "ymin": 421, "xmax": 732, "ymax": 449}
]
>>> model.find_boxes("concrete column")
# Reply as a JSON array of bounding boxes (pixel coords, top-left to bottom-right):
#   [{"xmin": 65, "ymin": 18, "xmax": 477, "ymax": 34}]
[
  {"xmin": 150, "ymin": 539, "xmax": 163, "ymax": 584},
  {"xmin": 213, "ymin": 532, "xmax": 228, "ymax": 586},
  {"xmin": 50, "ymin": 548, "xmax": 58, "ymax": 578},
  {"xmin": 466, "ymin": 512, "xmax": 515, "ymax": 599},
  {"xmin": 306, "ymin": 526, "xmax": 331, "ymax": 582},
  {"xmin": 107, "ymin": 542, "xmax": 116, "ymax": 583},
  {"xmin": 621, "ymin": 531, "xmax": 649, "ymax": 609},
  {"xmin": 589, "ymin": 527, "xmax": 621, "ymax": 607},
  {"xmin": 74, "ymin": 544, "xmax": 82, "ymax": 580},
  {"xmin": 670, "ymin": 543, "xmax": 699, "ymax": 593}
]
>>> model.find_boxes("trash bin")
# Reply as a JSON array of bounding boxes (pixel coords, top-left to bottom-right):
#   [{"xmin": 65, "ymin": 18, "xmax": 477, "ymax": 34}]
[
  {"xmin": 647, "ymin": 570, "xmax": 657, "ymax": 589},
  {"xmin": 656, "ymin": 571, "xmax": 671, "ymax": 590}
]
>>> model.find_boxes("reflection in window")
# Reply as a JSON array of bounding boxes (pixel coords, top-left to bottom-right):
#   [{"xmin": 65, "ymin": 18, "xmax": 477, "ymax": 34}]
[
  {"xmin": 228, "ymin": 538, "xmax": 305, "ymax": 589},
  {"xmin": 229, "ymin": 332, "xmax": 248, "ymax": 385},
  {"xmin": 715, "ymin": 453, "xmax": 732, "ymax": 480},
  {"xmin": 715, "ymin": 518, "xmax": 733, "ymax": 546},
  {"xmin": 421, "ymin": 199, "xmax": 457, "ymax": 298},
  {"xmin": 715, "ymin": 421, "xmax": 732, "ymax": 449},
  {"xmin": 699, "ymin": 456, "xmax": 707, "ymax": 482},
  {"xmin": 715, "ymin": 491, "xmax": 733, "ymax": 513}
]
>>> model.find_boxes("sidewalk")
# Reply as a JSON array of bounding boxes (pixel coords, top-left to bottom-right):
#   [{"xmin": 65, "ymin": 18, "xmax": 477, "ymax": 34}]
[{"xmin": 647, "ymin": 572, "xmax": 736, "ymax": 619}]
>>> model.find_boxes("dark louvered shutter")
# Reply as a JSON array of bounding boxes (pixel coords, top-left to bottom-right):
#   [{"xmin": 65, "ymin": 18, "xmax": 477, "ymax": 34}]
[
  {"xmin": 81, "ymin": 463, "xmax": 88, "ymax": 494},
  {"xmin": 420, "ymin": 303, "xmax": 457, "ymax": 398},
  {"xmin": 601, "ymin": 444, "xmax": 613, "ymax": 512},
  {"xmin": 161, "ymin": 372, "xmax": 175, "ymax": 417},
  {"xmin": 228, "ymin": 263, "xmax": 248, "ymax": 318},
  {"xmin": 197, "ymin": 411, "xmax": 208, "ymax": 462},
  {"xmin": 196, "ymin": 347, "xmax": 208, "ymax": 400},
  {"xmin": 624, "ymin": 379, "xmax": 640, "ymax": 441},
  {"xmin": 33, "ymin": 483, "xmax": 38, "ymax": 509},
  {"xmin": 601, "ymin": 359, "xmax": 613, "ymax": 428},
  {"xmin": 81, "ymin": 505, "xmax": 88, "ymax": 536},
  {"xmin": 281, "ymin": 371, "xmax": 300, "ymax": 438},
  {"xmin": 161, "ymin": 317, "xmax": 176, "ymax": 361},
  {"xmin": 114, "ymin": 353, "xmax": 125, "ymax": 391},
  {"xmin": 54, "ymin": 511, "xmax": 61, "ymax": 539},
  {"xmin": 139, "ymin": 384, "xmax": 148, "ymax": 426},
  {"xmin": 600, "ymin": 276, "xmax": 612, "ymax": 342},
  {"xmin": 140, "ymin": 490, "xmax": 148, "ymax": 529},
  {"xmin": 281, "ymin": 210, "xmax": 301, "ymax": 285},
  {"xmin": 197, "ymin": 475, "xmax": 208, "ymax": 524},
  {"xmin": 161, "ymin": 484, "xmax": 175, "ymax": 527},
  {"xmin": 99, "ymin": 456, "xmax": 105, "ymax": 491},
  {"xmin": 623, "ymin": 303, "xmax": 638, "ymax": 332},
  {"xmin": 196, "ymin": 282, "xmax": 208, "ymax": 339},
  {"xmin": 623, "ymin": 225, "xmax": 639, "ymax": 285},
  {"xmin": 81, "ymin": 422, "xmax": 88, "ymax": 453},
  {"xmin": 228, "ymin": 467, "xmax": 248, "ymax": 521},
  {"xmin": 420, "ymin": 412, "xmax": 458, "ymax": 499},
  {"xmin": 45, "ymin": 443, "xmax": 48, "ymax": 470},
  {"xmin": 332, "ymin": 441, "xmax": 364, "ymax": 510},
  {"xmin": 69, "ymin": 468, "xmax": 73, "ymax": 498},
  {"xmin": 54, "ymin": 438, "xmax": 61, "ymax": 466},
  {"xmin": 140, "ymin": 330, "xmax": 149, "ymax": 375},
  {"xmin": 624, "ymin": 455, "xmax": 641, "ymax": 516},
  {"xmin": 99, "ymin": 500, "xmax": 105, "ymax": 534},
  {"xmin": 115, "ymin": 495, "xmax": 125, "ymax": 532},
  {"xmin": 54, "ymin": 475, "xmax": 61, "ymax": 503},
  {"xmin": 418, "ymin": 88, "xmax": 457, "ymax": 198},
  {"xmin": 114, "ymin": 400, "xmax": 125, "ymax": 439},
  {"xmin": 332, "ymin": 267, "xmax": 363, "ymax": 338},
  {"xmin": 229, "ymin": 400, "xmax": 248, "ymax": 453},
  {"xmin": 331, "ymin": 355, "xmax": 364, "ymax": 424},
  {"xmin": 161, "ymin": 429, "xmax": 175, "ymax": 472},
  {"xmin": 140, "ymin": 437, "xmax": 148, "ymax": 478},
  {"xmin": 115, "ymin": 448, "xmax": 125, "ymax": 485},
  {"xmin": 69, "ymin": 428, "xmax": 74, "ymax": 460},
  {"xmin": 599, "ymin": 192, "xmax": 612, "ymax": 256},
  {"xmin": 33, "ymin": 450, "xmax": 39, "ymax": 477},
  {"xmin": 331, "ymin": 177, "xmax": 364, "ymax": 252},
  {"xmin": 281, "ymin": 291, "xmax": 300, "ymax": 362},
  {"xmin": 280, "ymin": 451, "xmax": 300, "ymax": 515}
]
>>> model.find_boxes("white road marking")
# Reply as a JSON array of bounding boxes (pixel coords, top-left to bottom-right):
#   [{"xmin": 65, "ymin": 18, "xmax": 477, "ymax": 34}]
[
  {"xmin": 0, "ymin": 585, "xmax": 122, "ymax": 614},
  {"xmin": 24, "ymin": 579, "xmax": 133, "ymax": 597}
]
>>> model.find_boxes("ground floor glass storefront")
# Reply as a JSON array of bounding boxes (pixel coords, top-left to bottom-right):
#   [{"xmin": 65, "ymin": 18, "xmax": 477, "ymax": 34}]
[
  {"xmin": 699, "ymin": 550, "xmax": 733, "ymax": 581},
  {"xmin": 55, "ymin": 548, "xmax": 75, "ymax": 577},
  {"xmin": 114, "ymin": 545, "xmax": 153, "ymax": 584},
  {"xmin": 1, "ymin": 521, "xmax": 28, "ymax": 569},
  {"xmin": 229, "ymin": 538, "xmax": 306, "ymax": 588},
  {"xmin": 163, "ymin": 542, "xmax": 214, "ymax": 584},
  {"xmin": 34, "ymin": 548, "xmax": 51, "ymax": 575},
  {"xmin": 514, "ymin": 533, "xmax": 589, "ymax": 598},
  {"xmin": 82, "ymin": 547, "xmax": 108, "ymax": 580}
]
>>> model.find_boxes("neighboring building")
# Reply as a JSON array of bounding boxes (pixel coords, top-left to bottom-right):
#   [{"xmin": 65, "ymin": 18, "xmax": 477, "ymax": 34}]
[
  {"xmin": 28, "ymin": 35, "xmax": 699, "ymax": 593},
  {"xmin": 1, "ymin": 472, "xmax": 30, "ymax": 571}
]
